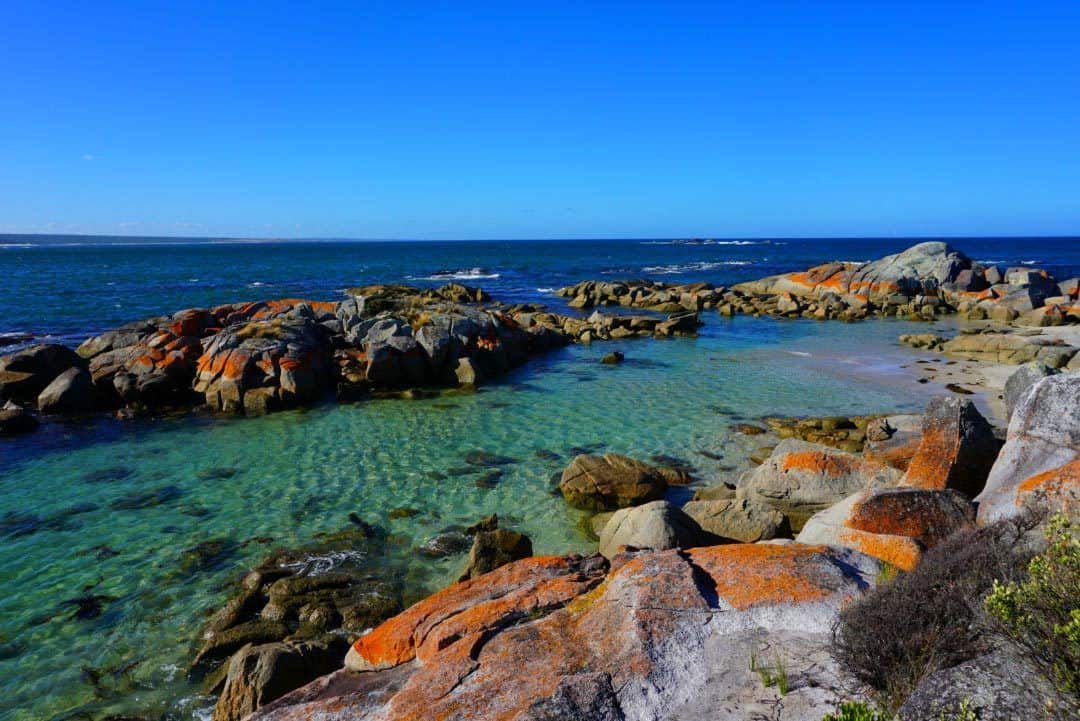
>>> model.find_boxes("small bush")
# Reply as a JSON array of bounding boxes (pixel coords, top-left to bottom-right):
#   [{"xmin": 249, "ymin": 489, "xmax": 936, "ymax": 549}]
[
  {"xmin": 821, "ymin": 701, "xmax": 893, "ymax": 721},
  {"xmin": 750, "ymin": 649, "xmax": 789, "ymax": 696},
  {"xmin": 831, "ymin": 515, "xmax": 1037, "ymax": 711},
  {"xmin": 985, "ymin": 513, "xmax": 1080, "ymax": 699}
]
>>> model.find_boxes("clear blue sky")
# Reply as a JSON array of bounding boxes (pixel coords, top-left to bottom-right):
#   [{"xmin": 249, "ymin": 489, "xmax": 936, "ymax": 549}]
[{"xmin": 1, "ymin": 1, "xmax": 1079, "ymax": 239}]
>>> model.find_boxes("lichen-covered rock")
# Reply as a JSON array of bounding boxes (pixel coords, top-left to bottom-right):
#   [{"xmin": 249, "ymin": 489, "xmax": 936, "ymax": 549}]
[
  {"xmin": 597, "ymin": 500, "xmax": 704, "ymax": 558},
  {"xmin": 862, "ymin": 414, "xmax": 924, "ymax": 471},
  {"xmin": 682, "ymin": 497, "xmax": 790, "ymax": 542},
  {"xmin": 977, "ymin": 374, "xmax": 1080, "ymax": 523},
  {"xmin": 195, "ymin": 311, "xmax": 330, "ymax": 415},
  {"xmin": 737, "ymin": 439, "xmax": 902, "ymax": 527},
  {"xmin": 559, "ymin": 453, "xmax": 668, "ymax": 511},
  {"xmin": 903, "ymin": 396, "xmax": 999, "ymax": 496},
  {"xmin": 255, "ymin": 544, "xmax": 881, "ymax": 721}
]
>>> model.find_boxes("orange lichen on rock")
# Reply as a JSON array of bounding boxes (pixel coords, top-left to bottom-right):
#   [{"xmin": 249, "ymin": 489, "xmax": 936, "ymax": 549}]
[
  {"xmin": 836, "ymin": 528, "xmax": 922, "ymax": 571},
  {"xmin": 686, "ymin": 543, "xmax": 837, "ymax": 610},
  {"xmin": 1016, "ymin": 459, "xmax": 1080, "ymax": 513},
  {"xmin": 781, "ymin": 450, "xmax": 860, "ymax": 477},
  {"xmin": 347, "ymin": 555, "xmax": 605, "ymax": 672},
  {"xmin": 845, "ymin": 489, "xmax": 974, "ymax": 547}
]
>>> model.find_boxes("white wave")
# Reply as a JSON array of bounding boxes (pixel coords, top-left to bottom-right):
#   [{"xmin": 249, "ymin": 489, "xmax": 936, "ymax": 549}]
[
  {"xmin": 1020, "ymin": 260, "xmax": 1041, "ymax": 265},
  {"xmin": 640, "ymin": 239, "xmax": 773, "ymax": 246},
  {"xmin": 536, "ymin": 287, "xmax": 556, "ymax": 293},
  {"xmin": 248, "ymin": 281, "xmax": 266, "ymax": 287},
  {"xmin": 409, "ymin": 268, "xmax": 500, "ymax": 281},
  {"xmin": 785, "ymin": 350, "xmax": 812, "ymax": 357},
  {"xmin": 641, "ymin": 260, "xmax": 754, "ymax": 274},
  {"xmin": 0, "ymin": 243, "xmax": 36, "ymax": 248},
  {"xmin": 280, "ymin": 549, "xmax": 366, "ymax": 576}
]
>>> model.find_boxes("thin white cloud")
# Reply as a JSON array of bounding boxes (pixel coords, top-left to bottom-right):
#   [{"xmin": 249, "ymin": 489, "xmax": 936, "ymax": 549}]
[{"xmin": 82, "ymin": 154, "xmax": 94, "ymax": 161}]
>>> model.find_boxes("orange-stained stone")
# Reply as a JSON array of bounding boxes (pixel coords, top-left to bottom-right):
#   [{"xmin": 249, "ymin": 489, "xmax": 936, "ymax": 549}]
[
  {"xmin": 844, "ymin": 489, "xmax": 973, "ymax": 547},
  {"xmin": 1015, "ymin": 459, "xmax": 1080, "ymax": 513},
  {"xmin": 685, "ymin": 543, "xmax": 837, "ymax": 609},
  {"xmin": 836, "ymin": 528, "xmax": 921, "ymax": 571},
  {"xmin": 349, "ymin": 555, "xmax": 605, "ymax": 672}
]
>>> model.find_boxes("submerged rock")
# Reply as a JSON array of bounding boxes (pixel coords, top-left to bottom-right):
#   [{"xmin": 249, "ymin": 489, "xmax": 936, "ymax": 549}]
[{"xmin": 0, "ymin": 404, "xmax": 38, "ymax": 435}]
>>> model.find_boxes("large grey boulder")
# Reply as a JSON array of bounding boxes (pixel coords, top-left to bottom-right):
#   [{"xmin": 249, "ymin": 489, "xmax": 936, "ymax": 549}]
[
  {"xmin": 598, "ymin": 500, "xmax": 703, "ymax": 559},
  {"xmin": 848, "ymin": 241, "xmax": 973, "ymax": 297},
  {"xmin": 682, "ymin": 498, "xmax": 789, "ymax": 543},
  {"xmin": 36, "ymin": 367, "xmax": 96, "ymax": 413},
  {"xmin": 976, "ymin": 373, "xmax": 1080, "ymax": 523},
  {"xmin": 559, "ymin": 454, "xmax": 668, "ymax": 511},
  {"xmin": 1003, "ymin": 362, "xmax": 1059, "ymax": 420},
  {"xmin": 898, "ymin": 647, "xmax": 1067, "ymax": 721},
  {"xmin": 737, "ymin": 439, "xmax": 902, "ymax": 527}
]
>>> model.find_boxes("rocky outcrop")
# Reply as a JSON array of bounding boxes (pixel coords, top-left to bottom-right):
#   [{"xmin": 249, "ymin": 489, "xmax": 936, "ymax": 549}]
[
  {"xmin": 862, "ymin": 414, "xmax": 924, "ymax": 471},
  {"xmin": 257, "ymin": 544, "xmax": 881, "ymax": 721},
  {"xmin": 682, "ymin": 497, "xmax": 790, "ymax": 543},
  {"xmin": 796, "ymin": 488, "xmax": 975, "ymax": 571},
  {"xmin": 902, "ymin": 396, "xmax": 999, "ymax": 497},
  {"xmin": 736, "ymin": 439, "xmax": 903, "ymax": 527},
  {"xmin": 596, "ymin": 500, "xmax": 704, "ymax": 558},
  {"xmin": 556, "ymin": 279, "xmax": 724, "ymax": 313},
  {"xmin": 3, "ymin": 284, "xmax": 689, "ymax": 427},
  {"xmin": 976, "ymin": 374, "xmax": 1080, "ymax": 523},
  {"xmin": 558, "ymin": 453, "xmax": 669, "ymax": 511}
]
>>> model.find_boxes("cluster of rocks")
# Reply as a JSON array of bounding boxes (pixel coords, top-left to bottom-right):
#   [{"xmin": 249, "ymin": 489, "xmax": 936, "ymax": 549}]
[
  {"xmin": 204, "ymin": 513, "xmax": 535, "ymax": 721},
  {"xmin": 557, "ymin": 279, "xmax": 727, "ymax": 312},
  {"xmin": 559, "ymin": 242, "xmax": 1080, "ymax": 325},
  {"xmin": 239, "ymin": 369, "xmax": 1078, "ymax": 721},
  {"xmin": 0, "ymin": 284, "xmax": 703, "ymax": 435},
  {"xmin": 731, "ymin": 242, "xmax": 1080, "ymax": 324}
]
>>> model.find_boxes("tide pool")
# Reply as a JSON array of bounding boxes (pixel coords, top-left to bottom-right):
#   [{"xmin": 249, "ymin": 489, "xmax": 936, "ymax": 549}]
[{"xmin": 0, "ymin": 314, "xmax": 949, "ymax": 721}]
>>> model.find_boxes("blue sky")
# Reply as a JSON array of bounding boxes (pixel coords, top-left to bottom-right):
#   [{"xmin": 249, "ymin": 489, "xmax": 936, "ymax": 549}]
[{"xmin": 1, "ymin": 1, "xmax": 1078, "ymax": 239}]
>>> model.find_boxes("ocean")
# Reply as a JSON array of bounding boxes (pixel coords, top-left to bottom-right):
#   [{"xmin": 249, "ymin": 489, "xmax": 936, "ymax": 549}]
[{"xmin": 1, "ymin": 235, "xmax": 1077, "ymax": 721}]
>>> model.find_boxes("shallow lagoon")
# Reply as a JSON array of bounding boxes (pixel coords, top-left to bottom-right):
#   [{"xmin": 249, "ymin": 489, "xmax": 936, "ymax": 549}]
[{"xmin": 0, "ymin": 313, "xmax": 955, "ymax": 721}]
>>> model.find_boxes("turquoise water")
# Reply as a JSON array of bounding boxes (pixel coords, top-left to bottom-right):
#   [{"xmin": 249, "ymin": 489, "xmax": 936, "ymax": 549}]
[{"xmin": 0, "ymin": 314, "xmax": 947, "ymax": 721}]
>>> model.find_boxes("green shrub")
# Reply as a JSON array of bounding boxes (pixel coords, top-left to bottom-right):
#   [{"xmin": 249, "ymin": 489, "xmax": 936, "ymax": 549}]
[
  {"xmin": 821, "ymin": 701, "xmax": 893, "ymax": 721},
  {"xmin": 985, "ymin": 513, "xmax": 1080, "ymax": 699}
]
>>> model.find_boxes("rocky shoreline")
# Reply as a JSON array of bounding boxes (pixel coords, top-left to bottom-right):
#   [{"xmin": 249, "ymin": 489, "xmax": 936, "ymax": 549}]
[{"xmin": 5, "ymin": 242, "xmax": 1079, "ymax": 720}]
